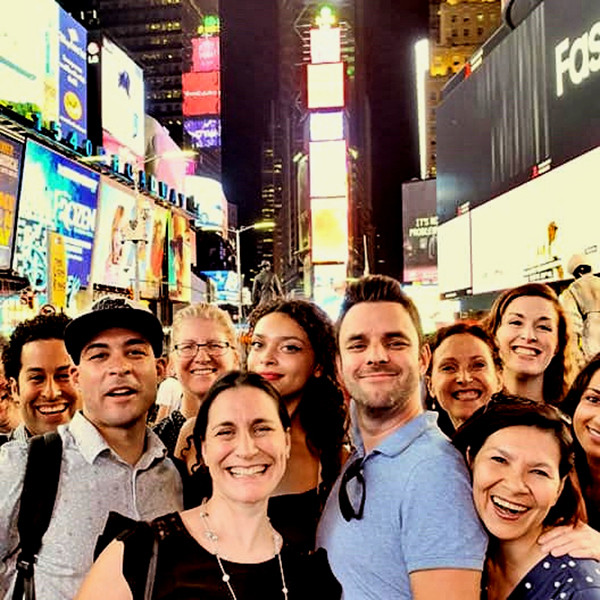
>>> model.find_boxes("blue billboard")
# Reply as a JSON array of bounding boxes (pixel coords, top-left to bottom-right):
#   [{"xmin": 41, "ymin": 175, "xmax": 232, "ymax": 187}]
[
  {"xmin": 58, "ymin": 9, "xmax": 87, "ymax": 139},
  {"xmin": 13, "ymin": 140, "xmax": 99, "ymax": 304},
  {"xmin": 202, "ymin": 270, "xmax": 239, "ymax": 304}
]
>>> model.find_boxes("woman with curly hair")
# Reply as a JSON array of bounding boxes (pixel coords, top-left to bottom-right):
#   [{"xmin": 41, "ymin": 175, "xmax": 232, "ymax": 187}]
[
  {"xmin": 484, "ymin": 283, "xmax": 575, "ymax": 406},
  {"xmin": 246, "ymin": 299, "xmax": 348, "ymax": 551}
]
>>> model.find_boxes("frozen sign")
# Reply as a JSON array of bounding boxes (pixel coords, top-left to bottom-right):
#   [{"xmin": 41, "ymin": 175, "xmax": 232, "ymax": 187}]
[{"xmin": 13, "ymin": 140, "xmax": 99, "ymax": 300}]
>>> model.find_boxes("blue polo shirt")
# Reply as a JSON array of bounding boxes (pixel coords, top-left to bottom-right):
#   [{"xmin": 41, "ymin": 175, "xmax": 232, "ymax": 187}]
[{"xmin": 316, "ymin": 411, "xmax": 487, "ymax": 600}]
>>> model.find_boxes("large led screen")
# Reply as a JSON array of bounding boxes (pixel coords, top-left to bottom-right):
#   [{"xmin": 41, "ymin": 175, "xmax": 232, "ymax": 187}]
[
  {"xmin": 91, "ymin": 177, "xmax": 137, "ymax": 290},
  {"xmin": 471, "ymin": 146, "xmax": 600, "ymax": 294},
  {"xmin": 0, "ymin": 134, "xmax": 23, "ymax": 269},
  {"xmin": 184, "ymin": 118, "xmax": 221, "ymax": 148},
  {"xmin": 402, "ymin": 179, "xmax": 438, "ymax": 284},
  {"xmin": 14, "ymin": 140, "xmax": 99, "ymax": 302},
  {"xmin": 307, "ymin": 63, "xmax": 345, "ymax": 109},
  {"xmin": 184, "ymin": 176, "xmax": 228, "ymax": 233},
  {"xmin": 138, "ymin": 199, "xmax": 168, "ymax": 299},
  {"xmin": 313, "ymin": 263, "xmax": 347, "ymax": 321},
  {"xmin": 168, "ymin": 212, "xmax": 192, "ymax": 302},
  {"xmin": 202, "ymin": 270, "xmax": 239, "ymax": 304},
  {"xmin": 191, "ymin": 37, "xmax": 220, "ymax": 73},
  {"xmin": 183, "ymin": 71, "xmax": 221, "ymax": 116},
  {"xmin": 311, "ymin": 197, "xmax": 348, "ymax": 264},
  {"xmin": 0, "ymin": 0, "xmax": 88, "ymax": 139},
  {"xmin": 310, "ymin": 112, "xmax": 344, "ymax": 141},
  {"xmin": 309, "ymin": 141, "xmax": 347, "ymax": 198},
  {"xmin": 101, "ymin": 37, "xmax": 145, "ymax": 158},
  {"xmin": 310, "ymin": 28, "xmax": 341, "ymax": 64},
  {"xmin": 437, "ymin": 212, "xmax": 472, "ymax": 299}
]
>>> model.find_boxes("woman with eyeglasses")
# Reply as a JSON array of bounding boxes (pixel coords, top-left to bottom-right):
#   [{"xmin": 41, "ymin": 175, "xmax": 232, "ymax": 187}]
[
  {"xmin": 484, "ymin": 283, "xmax": 575, "ymax": 406},
  {"xmin": 153, "ymin": 303, "xmax": 239, "ymax": 455},
  {"xmin": 453, "ymin": 394, "xmax": 600, "ymax": 599},
  {"xmin": 77, "ymin": 372, "xmax": 342, "ymax": 600},
  {"xmin": 246, "ymin": 299, "xmax": 348, "ymax": 551},
  {"xmin": 426, "ymin": 322, "xmax": 503, "ymax": 437}
]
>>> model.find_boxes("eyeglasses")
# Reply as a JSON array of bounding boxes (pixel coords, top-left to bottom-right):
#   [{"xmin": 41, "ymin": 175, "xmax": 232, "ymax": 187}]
[
  {"xmin": 173, "ymin": 341, "xmax": 231, "ymax": 358},
  {"xmin": 338, "ymin": 457, "xmax": 366, "ymax": 522}
]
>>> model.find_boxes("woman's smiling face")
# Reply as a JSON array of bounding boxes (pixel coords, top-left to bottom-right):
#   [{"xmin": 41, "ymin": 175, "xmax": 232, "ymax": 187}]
[
  {"xmin": 471, "ymin": 425, "xmax": 564, "ymax": 545},
  {"xmin": 573, "ymin": 369, "xmax": 600, "ymax": 463}
]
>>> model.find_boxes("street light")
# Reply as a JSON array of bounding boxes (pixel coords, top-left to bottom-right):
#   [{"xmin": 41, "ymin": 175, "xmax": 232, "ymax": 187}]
[
  {"xmin": 82, "ymin": 150, "xmax": 195, "ymax": 301},
  {"xmin": 228, "ymin": 221, "xmax": 275, "ymax": 322}
]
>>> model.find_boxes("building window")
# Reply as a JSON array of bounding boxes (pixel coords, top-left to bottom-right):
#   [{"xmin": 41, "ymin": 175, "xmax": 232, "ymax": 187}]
[
  {"xmin": 478, "ymin": 26, "xmax": 484, "ymax": 36},
  {"xmin": 451, "ymin": 15, "xmax": 457, "ymax": 23},
  {"xmin": 464, "ymin": 28, "xmax": 469, "ymax": 37}
]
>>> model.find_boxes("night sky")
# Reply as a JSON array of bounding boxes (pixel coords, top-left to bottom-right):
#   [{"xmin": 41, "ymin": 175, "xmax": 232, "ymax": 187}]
[{"xmin": 220, "ymin": 0, "xmax": 428, "ymax": 279}]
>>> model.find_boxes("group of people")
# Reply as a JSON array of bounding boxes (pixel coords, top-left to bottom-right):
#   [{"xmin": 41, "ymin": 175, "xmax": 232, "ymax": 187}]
[{"xmin": 1, "ymin": 270, "xmax": 600, "ymax": 599}]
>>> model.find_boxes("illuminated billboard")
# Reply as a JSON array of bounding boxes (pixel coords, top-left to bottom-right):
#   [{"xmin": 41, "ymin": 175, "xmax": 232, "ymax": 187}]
[
  {"xmin": 91, "ymin": 177, "xmax": 136, "ymax": 290},
  {"xmin": 307, "ymin": 62, "xmax": 344, "ymax": 109},
  {"xmin": 184, "ymin": 175, "xmax": 228, "ymax": 233},
  {"xmin": 311, "ymin": 197, "xmax": 348, "ymax": 264},
  {"xmin": 202, "ymin": 270, "xmax": 240, "ymax": 304},
  {"xmin": 183, "ymin": 71, "xmax": 221, "ymax": 116},
  {"xmin": 0, "ymin": 133, "xmax": 23, "ymax": 269},
  {"xmin": 139, "ymin": 199, "xmax": 168, "ymax": 298},
  {"xmin": 184, "ymin": 117, "xmax": 221, "ymax": 148},
  {"xmin": 192, "ymin": 37, "xmax": 220, "ymax": 72},
  {"xmin": 0, "ymin": 0, "xmax": 87, "ymax": 139},
  {"xmin": 14, "ymin": 140, "xmax": 99, "ymax": 304},
  {"xmin": 310, "ymin": 28, "xmax": 341, "ymax": 64},
  {"xmin": 437, "ymin": 212, "xmax": 472, "ymax": 299},
  {"xmin": 168, "ymin": 212, "xmax": 192, "ymax": 302},
  {"xmin": 402, "ymin": 179, "xmax": 438, "ymax": 284},
  {"xmin": 310, "ymin": 112, "xmax": 344, "ymax": 141},
  {"xmin": 101, "ymin": 37, "xmax": 145, "ymax": 158},
  {"xmin": 313, "ymin": 263, "xmax": 347, "ymax": 321},
  {"xmin": 58, "ymin": 9, "xmax": 87, "ymax": 138},
  {"xmin": 309, "ymin": 140, "xmax": 347, "ymax": 198}
]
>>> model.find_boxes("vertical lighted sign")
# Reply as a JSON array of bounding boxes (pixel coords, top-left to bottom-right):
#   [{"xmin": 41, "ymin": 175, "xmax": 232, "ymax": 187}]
[{"xmin": 307, "ymin": 7, "xmax": 349, "ymax": 275}]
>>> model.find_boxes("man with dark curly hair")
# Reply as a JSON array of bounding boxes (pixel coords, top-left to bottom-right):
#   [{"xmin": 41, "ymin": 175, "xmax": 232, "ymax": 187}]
[{"xmin": 1, "ymin": 312, "xmax": 78, "ymax": 443}]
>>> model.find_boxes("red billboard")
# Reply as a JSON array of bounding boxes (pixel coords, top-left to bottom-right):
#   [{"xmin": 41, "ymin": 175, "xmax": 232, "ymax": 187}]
[
  {"xmin": 182, "ymin": 71, "xmax": 221, "ymax": 116},
  {"xmin": 192, "ymin": 37, "xmax": 220, "ymax": 73}
]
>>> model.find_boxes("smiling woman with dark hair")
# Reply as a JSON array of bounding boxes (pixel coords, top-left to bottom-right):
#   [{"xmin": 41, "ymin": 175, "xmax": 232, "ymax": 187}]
[{"xmin": 453, "ymin": 393, "xmax": 600, "ymax": 599}]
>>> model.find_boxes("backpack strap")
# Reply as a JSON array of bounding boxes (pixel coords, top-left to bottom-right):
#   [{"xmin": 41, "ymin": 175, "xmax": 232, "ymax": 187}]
[{"xmin": 12, "ymin": 432, "xmax": 63, "ymax": 600}]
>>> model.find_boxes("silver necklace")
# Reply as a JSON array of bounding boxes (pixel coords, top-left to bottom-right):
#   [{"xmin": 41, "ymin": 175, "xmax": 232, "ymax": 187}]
[{"xmin": 199, "ymin": 501, "xmax": 289, "ymax": 600}]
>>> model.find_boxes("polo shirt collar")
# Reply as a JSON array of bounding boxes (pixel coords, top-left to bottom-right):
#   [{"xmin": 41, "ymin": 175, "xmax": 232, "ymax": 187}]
[
  {"xmin": 350, "ymin": 405, "xmax": 437, "ymax": 459},
  {"xmin": 67, "ymin": 411, "xmax": 168, "ymax": 467}
]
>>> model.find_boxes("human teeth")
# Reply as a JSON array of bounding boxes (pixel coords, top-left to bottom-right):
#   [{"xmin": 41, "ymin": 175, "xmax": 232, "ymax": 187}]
[
  {"xmin": 514, "ymin": 347, "xmax": 538, "ymax": 356},
  {"xmin": 37, "ymin": 403, "xmax": 69, "ymax": 415},
  {"xmin": 109, "ymin": 389, "xmax": 133, "ymax": 396},
  {"xmin": 229, "ymin": 466, "xmax": 267, "ymax": 477},
  {"xmin": 492, "ymin": 496, "xmax": 528, "ymax": 513},
  {"xmin": 453, "ymin": 391, "xmax": 481, "ymax": 400}
]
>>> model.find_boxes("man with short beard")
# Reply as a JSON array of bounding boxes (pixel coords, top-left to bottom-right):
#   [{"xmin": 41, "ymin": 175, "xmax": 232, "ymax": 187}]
[
  {"xmin": 0, "ymin": 298, "xmax": 182, "ymax": 599},
  {"xmin": 316, "ymin": 275, "xmax": 487, "ymax": 600}
]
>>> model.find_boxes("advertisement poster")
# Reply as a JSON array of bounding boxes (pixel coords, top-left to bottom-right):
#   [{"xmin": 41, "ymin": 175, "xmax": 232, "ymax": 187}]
[
  {"xmin": 48, "ymin": 232, "xmax": 67, "ymax": 308},
  {"xmin": 402, "ymin": 179, "xmax": 438, "ymax": 284},
  {"xmin": 0, "ymin": 133, "xmax": 23, "ymax": 269},
  {"xmin": 168, "ymin": 212, "xmax": 192, "ymax": 302},
  {"xmin": 0, "ymin": 0, "xmax": 59, "ymax": 123},
  {"xmin": 183, "ymin": 118, "xmax": 221, "ymax": 149},
  {"xmin": 13, "ymin": 140, "xmax": 99, "ymax": 304},
  {"xmin": 191, "ymin": 37, "xmax": 220, "ymax": 73},
  {"xmin": 101, "ymin": 37, "xmax": 145, "ymax": 158},
  {"xmin": 139, "ymin": 200, "xmax": 168, "ymax": 298},
  {"xmin": 91, "ymin": 177, "xmax": 136, "ymax": 289},
  {"xmin": 310, "ymin": 197, "xmax": 348, "ymax": 264},
  {"xmin": 182, "ymin": 71, "xmax": 221, "ymax": 116},
  {"xmin": 201, "ymin": 270, "xmax": 239, "ymax": 304},
  {"xmin": 58, "ymin": 9, "xmax": 87, "ymax": 139},
  {"xmin": 184, "ymin": 175, "xmax": 227, "ymax": 233}
]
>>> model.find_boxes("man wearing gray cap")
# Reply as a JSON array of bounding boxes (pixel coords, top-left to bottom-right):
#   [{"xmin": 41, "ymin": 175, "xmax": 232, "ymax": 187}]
[
  {"xmin": 560, "ymin": 254, "xmax": 600, "ymax": 365},
  {"xmin": 0, "ymin": 297, "xmax": 183, "ymax": 600}
]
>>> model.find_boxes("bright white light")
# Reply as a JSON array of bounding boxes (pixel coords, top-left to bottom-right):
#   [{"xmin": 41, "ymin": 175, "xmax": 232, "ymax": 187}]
[
  {"xmin": 415, "ymin": 38, "xmax": 429, "ymax": 180},
  {"xmin": 310, "ymin": 112, "xmax": 344, "ymax": 141}
]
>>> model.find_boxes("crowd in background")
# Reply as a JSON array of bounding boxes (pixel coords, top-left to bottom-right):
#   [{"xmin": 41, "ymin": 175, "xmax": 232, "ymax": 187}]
[{"xmin": 1, "ymin": 254, "xmax": 600, "ymax": 598}]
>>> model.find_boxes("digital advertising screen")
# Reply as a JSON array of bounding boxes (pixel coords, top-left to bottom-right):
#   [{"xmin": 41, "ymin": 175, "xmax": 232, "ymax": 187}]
[
  {"xmin": 182, "ymin": 71, "xmax": 221, "ymax": 116},
  {"xmin": 58, "ymin": 9, "xmax": 87, "ymax": 139},
  {"xmin": 313, "ymin": 263, "xmax": 347, "ymax": 321},
  {"xmin": 310, "ymin": 197, "xmax": 348, "ymax": 264},
  {"xmin": 310, "ymin": 28, "xmax": 341, "ymax": 64},
  {"xmin": 201, "ymin": 270, "xmax": 239, "ymax": 304},
  {"xmin": 307, "ymin": 62, "xmax": 345, "ymax": 109},
  {"xmin": 437, "ymin": 212, "xmax": 472, "ymax": 299},
  {"xmin": 184, "ymin": 117, "xmax": 221, "ymax": 148},
  {"xmin": 168, "ymin": 212, "xmax": 192, "ymax": 302},
  {"xmin": 402, "ymin": 179, "xmax": 438, "ymax": 284},
  {"xmin": 101, "ymin": 37, "xmax": 145, "ymax": 158},
  {"xmin": 0, "ymin": 133, "xmax": 23, "ymax": 269},
  {"xmin": 471, "ymin": 146, "xmax": 600, "ymax": 294},
  {"xmin": 91, "ymin": 177, "xmax": 137, "ymax": 290},
  {"xmin": 310, "ymin": 111, "xmax": 344, "ymax": 142},
  {"xmin": 191, "ymin": 37, "xmax": 220, "ymax": 73},
  {"xmin": 184, "ymin": 175, "xmax": 228, "ymax": 233},
  {"xmin": 14, "ymin": 140, "xmax": 99, "ymax": 304},
  {"xmin": 309, "ymin": 140, "xmax": 347, "ymax": 198},
  {"xmin": 138, "ymin": 199, "xmax": 168, "ymax": 299}
]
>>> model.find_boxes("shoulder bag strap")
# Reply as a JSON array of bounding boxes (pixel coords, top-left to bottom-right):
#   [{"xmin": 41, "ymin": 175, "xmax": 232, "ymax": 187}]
[{"xmin": 12, "ymin": 432, "xmax": 63, "ymax": 600}]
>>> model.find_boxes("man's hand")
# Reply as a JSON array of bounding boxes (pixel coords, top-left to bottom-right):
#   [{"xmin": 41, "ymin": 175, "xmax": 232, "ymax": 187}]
[{"xmin": 538, "ymin": 522, "xmax": 600, "ymax": 561}]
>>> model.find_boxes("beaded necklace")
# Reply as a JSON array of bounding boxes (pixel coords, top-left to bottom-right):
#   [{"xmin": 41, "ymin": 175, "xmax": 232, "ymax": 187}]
[{"xmin": 199, "ymin": 500, "xmax": 289, "ymax": 600}]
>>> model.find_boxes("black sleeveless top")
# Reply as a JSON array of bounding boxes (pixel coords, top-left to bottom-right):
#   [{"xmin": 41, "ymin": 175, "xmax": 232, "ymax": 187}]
[{"xmin": 119, "ymin": 512, "xmax": 341, "ymax": 600}]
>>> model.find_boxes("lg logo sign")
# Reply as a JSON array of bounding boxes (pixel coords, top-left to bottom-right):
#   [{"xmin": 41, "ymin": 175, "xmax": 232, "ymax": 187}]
[{"xmin": 555, "ymin": 20, "xmax": 600, "ymax": 98}]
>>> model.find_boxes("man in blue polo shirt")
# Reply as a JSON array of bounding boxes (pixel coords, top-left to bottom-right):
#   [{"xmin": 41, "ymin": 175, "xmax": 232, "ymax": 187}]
[{"xmin": 316, "ymin": 275, "xmax": 487, "ymax": 599}]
